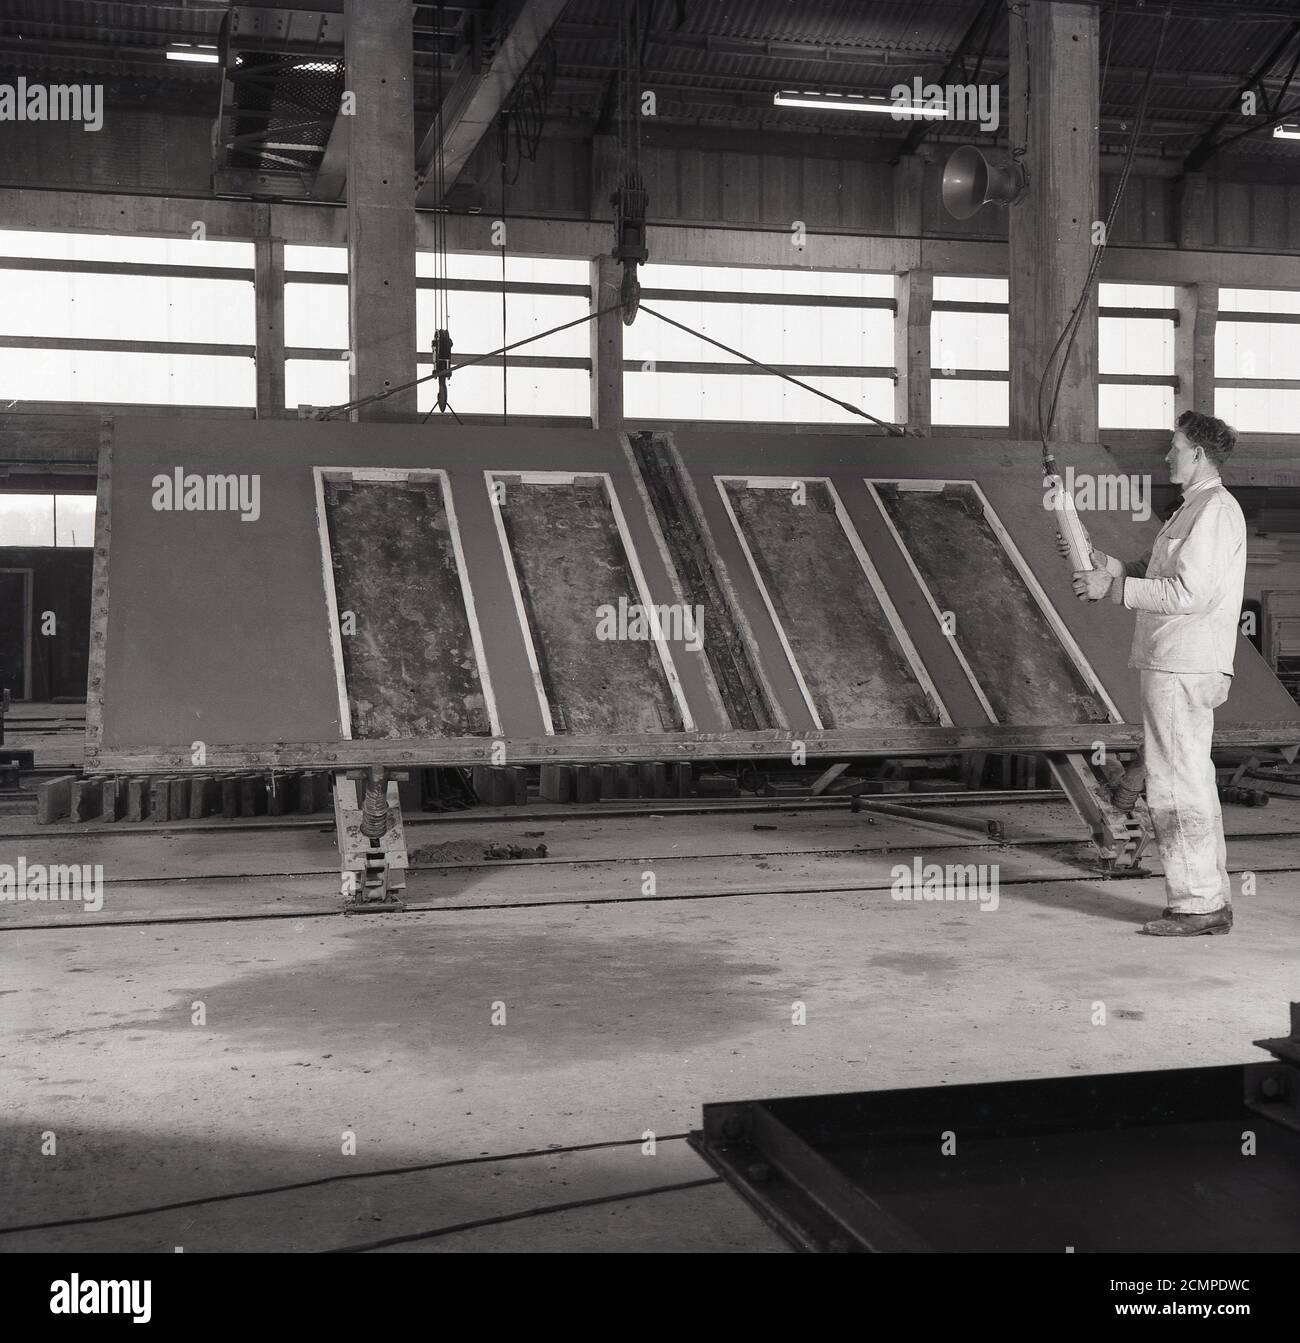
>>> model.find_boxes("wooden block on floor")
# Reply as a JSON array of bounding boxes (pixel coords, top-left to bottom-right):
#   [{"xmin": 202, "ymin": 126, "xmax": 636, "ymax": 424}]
[
  {"xmin": 574, "ymin": 765, "xmax": 600, "ymax": 803},
  {"xmin": 168, "ymin": 777, "xmax": 191, "ymax": 820},
  {"xmin": 150, "ymin": 777, "xmax": 171, "ymax": 822},
  {"xmin": 71, "ymin": 778, "xmax": 102, "ymax": 822},
  {"xmin": 614, "ymin": 764, "xmax": 640, "ymax": 799},
  {"xmin": 594, "ymin": 764, "xmax": 617, "ymax": 800},
  {"xmin": 221, "ymin": 776, "xmax": 239, "ymax": 819},
  {"xmin": 539, "ymin": 763, "xmax": 574, "ymax": 804},
  {"xmin": 238, "ymin": 774, "xmax": 266, "ymax": 817},
  {"xmin": 100, "ymin": 777, "xmax": 125, "ymax": 822},
  {"xmin": 646, "ymin": 762, "xmax": 668, "ymax": 798},
  {"xmin": 673, "ymin": 762, "xmax": 693, "ymax": 797},
  {"xmin": 298, "ymin": 771, "xmax": 322, "ymax": 814},
  {"xmin": 509, "ymin": 766, "xmax": 529, "ymax": 806},
  {"xmin": 188, "ymin": 776, "xmax": 217, "ymax": 819},
  {"xmin": 267, "ymin": 772, "xmax": 298, "ymax": 816},
  {"xmin": 471, "ymin": 764, "xmax": 493, "ymax": 803},
  {"xmin": 126, "ymin": 777, "xmax": 150, "ymax": 822},
  {"xmin": 36, "ymin": 775, "xmax": 76, "ymax": 825}
]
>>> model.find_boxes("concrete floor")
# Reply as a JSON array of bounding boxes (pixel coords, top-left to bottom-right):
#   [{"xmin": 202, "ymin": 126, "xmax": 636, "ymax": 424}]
[{"xmin": 2, "ymin": 797, "xmax": 1297, "ymax": 1252}]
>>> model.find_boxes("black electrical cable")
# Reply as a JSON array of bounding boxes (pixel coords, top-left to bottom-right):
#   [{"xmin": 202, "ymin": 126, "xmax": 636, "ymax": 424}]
[
  {"xmin": 322, "ymin": 1177, "xmax": 723, "ymax": 1253},
  {"xmin": 638, "ymin": 303, "xmax": 909, "ymax": 435},
  {"xmin": 0, "ymin": 1132, "xmax": 695, "ymax": 1237}
]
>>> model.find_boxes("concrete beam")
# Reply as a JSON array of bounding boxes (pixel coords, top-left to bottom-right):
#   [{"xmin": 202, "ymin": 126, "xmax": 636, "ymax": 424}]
[
  {"xmin": 894, "ymin": 270, "xmax": 933, "ymax": 433},
  {"xmin": 589, "ymin": 254, "xmax": 623, "ymax": 429},
  {"xmin": 415, "ymin": 0, "xmax": 569, "ymax": 206},
  {"xmin": 1008, "ymin": 0, "xmax": 1100, "ymax": 443},
  {"xmin": 1175, "ymin": 282, "xmax": 1218, "ymax": 418},
  {"xmin": 345, "ymin": 0, "xmax": 418, "ymax": 419},
  {"xmin": 11, "ymin": 185, "xmax": 1300, "ymax": 290},
  {"xmin": 254, "ymin": 205, "xmax": 286, "ymax": 417}
]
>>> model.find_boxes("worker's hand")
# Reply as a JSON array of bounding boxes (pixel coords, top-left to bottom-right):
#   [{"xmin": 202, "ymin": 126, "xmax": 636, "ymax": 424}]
[{"xmin": 1072, "ymin": 568, "xmax": 1114, "ymax": 602}]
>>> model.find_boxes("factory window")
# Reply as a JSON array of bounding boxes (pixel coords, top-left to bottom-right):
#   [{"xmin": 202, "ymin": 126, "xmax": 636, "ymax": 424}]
[
  {"xmin": 931, "ymin": 276, "xmax": 1008, "ymax": 427},
  {"xmin": 0, "ymin": 493, "xmax": 96, "ymax": 548},
  {"xmin": 1098, "ymin": 283, "xmax": 1177, "ymax": 429},
  {"xmin": 284, "ymin": 246, "xmax": 591, "ymax": 417},
  {"xmin": 0, "ymin": 229, "xmax": 255, "ymax": 408},
  {"xmin": 624, "ymin": 264, "xmax": 895, "ymax": 425},
  {"xmin": 1216, "ymin": 287, "xmax": 1300, "ymax": 432}
]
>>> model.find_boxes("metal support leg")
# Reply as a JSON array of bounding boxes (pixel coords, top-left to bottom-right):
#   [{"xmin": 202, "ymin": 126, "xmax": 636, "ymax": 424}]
[
  {"xmin": 1047, "ymin": 751, "xmax": 1153, "ymax": 874},
  {"xmin": 333, "ymin": 767, "xmax": 409, "ymax": 911}
]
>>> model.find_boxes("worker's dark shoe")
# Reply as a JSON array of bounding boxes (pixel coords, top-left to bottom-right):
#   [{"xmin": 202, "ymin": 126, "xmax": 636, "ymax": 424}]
[{"xmin": 1138, "ymin": 907, "xmax": 1233, "ymax": 936}]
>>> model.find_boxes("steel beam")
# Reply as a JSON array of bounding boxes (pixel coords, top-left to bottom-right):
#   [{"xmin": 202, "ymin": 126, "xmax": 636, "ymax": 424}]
[{"xmin": 414, "ymin": 0, "xmax": 569, "ymax": 206}]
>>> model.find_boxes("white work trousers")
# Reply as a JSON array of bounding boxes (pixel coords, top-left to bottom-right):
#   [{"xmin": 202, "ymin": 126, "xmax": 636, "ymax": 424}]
[{"xmin": 1139, "ymin": 669, "xmax": 1232, "ymax": 914}]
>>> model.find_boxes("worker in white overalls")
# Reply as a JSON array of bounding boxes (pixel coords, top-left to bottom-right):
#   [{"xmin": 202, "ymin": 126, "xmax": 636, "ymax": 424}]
[{"xmin": 1071, "ymin": 411, "xmax": 1247, "ymax": 937}]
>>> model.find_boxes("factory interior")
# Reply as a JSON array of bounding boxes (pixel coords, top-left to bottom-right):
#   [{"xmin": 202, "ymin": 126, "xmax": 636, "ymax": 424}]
[{"xmin": 3, "ymin": 0, "xmax": 1300, "ymax": 1267}]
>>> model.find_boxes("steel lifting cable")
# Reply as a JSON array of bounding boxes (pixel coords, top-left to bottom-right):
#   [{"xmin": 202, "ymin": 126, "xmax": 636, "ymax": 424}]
[
  {"xmin": 322, "ymin": 296, "xmax": 908, "ymax": 433},
  {"xmin": 637, "ymin": 304, "xmax": 909, "ymax": 435},
  {"xmin": 321, "ymin": 301, "xmax": 625, "ymax": 420}
]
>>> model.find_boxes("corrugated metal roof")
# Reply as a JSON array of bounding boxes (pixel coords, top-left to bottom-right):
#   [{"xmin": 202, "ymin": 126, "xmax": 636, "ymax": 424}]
[{"xmin": 3, "ymin": 0, "xmax": 1300, "ymax": 161}]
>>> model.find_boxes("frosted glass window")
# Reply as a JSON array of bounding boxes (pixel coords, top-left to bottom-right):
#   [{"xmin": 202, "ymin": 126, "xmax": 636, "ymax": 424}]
[
  {"xmin": 1099, "ymin": 283, "xmax": 1176, "ymax": 308},
  {"xmin": 932, "ymin": 311, "xmax": 1008, "ymax": 373},
  {"xmin": 416, "ymin": 290, "xmax": 589, "ymax": 358},
  {"xmin": 0, "ymin": 229, "xmax": 252, "ymax": 268},
  {"xmin": 0, "ymin": 348, "xmax": 254, "ymax": 406},
  {"xmin": 416, "ymin": 252, "xmax": 589, "ymax": 285},
  {"xmin": 1099, "ymin": 317, "xmax": 1174, "ymax": 377},
  {"xmin": 1099, "ymin": 384, "xmax": 1174, "ymax": 429},
  {"xmin": 416, "ymin": 366, "xmax": 589, "ymax": 417},
  {"xmin": 933, "ymin": 276, "xmax": 1007, "ymax": 303},
  {"xmin": 285, "ymin": 282, "xmax": 348, "ymax": 349},
  {"xmin": 1216, "ymin": 321, "xmax": 1300, "ymax": 380},
  {"xmin": 0, "ymin": 269, "xmax": 253, "ymax": 344},
  {"xmin": 285, "ymin": 244, "xmax": 347, "ymax": 274},
  {"xmin": 641, "ymin": 262, "xmax": 894, "ymax": 299},
  {"xmin": 624, "ymin": 298, "xmax": 892, "ymax": 369},
  {"xmin": 286, "ymin": 358, "xmax": 349, "ymax": 409},
  {"xmin": 625, "ymin": 371, "xmax": 893, "ymax": 425},
  {"xmin": 1216, "ymin": 387, "xmax": 1300, "ymax": 433},
  {"xmin": 0, "ymin": 493, "xmax": 54, "ymax": 546},
  {"xmin": 1220, "ymin": 288, "xmax": 1300, "ymax": 315},
  {"xmin": 932, "ymin": 378, "xmax": 1009, "ymax": 427}
]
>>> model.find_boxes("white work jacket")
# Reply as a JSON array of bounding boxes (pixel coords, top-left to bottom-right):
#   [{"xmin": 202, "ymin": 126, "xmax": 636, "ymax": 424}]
[{"xmin": 1101, "ymin": 476, "xmax": 1247, "ymax": 675}]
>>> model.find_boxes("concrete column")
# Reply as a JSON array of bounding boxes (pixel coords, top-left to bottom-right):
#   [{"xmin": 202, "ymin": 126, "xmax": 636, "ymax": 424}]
[
  {"xmin": 1174, "ymin": 172, "xmax": 1210, "ymax": 251},
  {"xmin": 589, "ymin": 254, "xmax": 623, "ymax": 429},
  {"xmin": 345, "ymin": 0, "xmax": 417, "ymax": 420},
  {"xmin": 589, "ymin": 133, "xmax": 620, "ymax": 221},
  {"xmin": 1175, "ymin": 282, "xmax": 1218, "ymax": 417},
  {"xmin": 893, "ymin": 154, "xmax": 927, "ymax": 237},
  {"xmin": 894, "ymin": 269, "xmax": 933, "ymax": 433},
  {"xmin": 253, "ymin": 204, "xmax": 285, "ymax": 417},
  {"xmin": 1007, "ymin": 0, "xmax": 1100, "ymax": 442}
]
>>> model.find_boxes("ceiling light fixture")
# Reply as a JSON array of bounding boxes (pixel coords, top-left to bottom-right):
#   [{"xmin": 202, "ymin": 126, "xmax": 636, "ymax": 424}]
[
  {"xmin": 166, "ymin": 45, "xmax": 219, "ymax": 64},
  {"xmin": 772, "ymin": 90, "xmax": 947, "ymax": 119}
]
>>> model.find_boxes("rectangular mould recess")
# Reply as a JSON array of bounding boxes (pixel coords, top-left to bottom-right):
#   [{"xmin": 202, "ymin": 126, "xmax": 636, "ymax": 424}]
[
  {"xmin": 715, "ymin": 475, "xmax": 951, "ymax": 730},
  {"xmin": 867, "ymin": 479, "xmax": 1122, "ymax": 726},
  {"xmin": 315, "ymin": 467, "xmax": 498, "ymax": 740},
  {"xmin": 488, "ymin": 470, "xmax": 694, "ymax": 735}
]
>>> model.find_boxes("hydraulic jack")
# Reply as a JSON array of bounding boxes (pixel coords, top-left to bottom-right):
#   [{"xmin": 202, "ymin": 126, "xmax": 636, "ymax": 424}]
[{"xmin": 333, "ymin": 765, "xmax": 409, "ymax": 913}]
